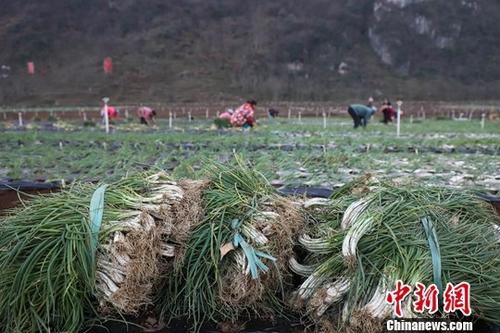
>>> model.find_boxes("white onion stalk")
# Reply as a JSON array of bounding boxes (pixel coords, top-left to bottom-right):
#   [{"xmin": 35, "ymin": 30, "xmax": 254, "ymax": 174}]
[
  {"xmin": 98, "ymin": 261, "xmax": 126, "ymax": 284},
  {"xmin": 138, "ymin": 204, "xmax": 170, "ymax": 219},
  {"xmin": 111, "ymin": 216, "xmax": 142, "ymax": 231},
  {"xmin": 113, "ymin": 231, "xmax": 126, "ymax": 244},
  {"xmin": 297, "ymin": 273, "xmax": 328, "ymax": 300},
  {"xmin": 146, "ymin": 171, "xmax": 171, "ymax": 183},
  {"xmin": 232, "ymin": 250, "xmax": 249, "ymax": 275},
  {"xmin": 341, "ymin": 300, "xmax": 351, "ymax": 323},
  {"xmin": 342, "ymin": 217, "xmax": 373, "ymax": 261},
  {"xmin": 341, "ymin": 197, "xmax": 372, "ymax": 230},
  {"xmin": 141, "ymin": 213, "xmax": 156, "ymax": 231},
  {"xmin": 100, "ymin": 243, "xmax": 131, "ymax": 267},
  {"xmin": 241, "ymin": 223, "xmax": 269, "ymax": 245},
  {"xmin": 303, "ymin": 198, "xmax": 331, "ymax": 209},
  {"xmin": 97, "ymin": 271, "xmax": 119, "ymax": 297},
  {"xmin": 289, "ymin": 257, "xmax": 316, "ymax": 277},
  {"xmin": 161, "ymin": 243, "xmax": 175, "ymax": 257},
  {"xmin": 299, "ymin": 234, "xmax": 331, "ymax": 254},
  {"xmin": 315, "ymin": 277, "xmax": 351, "ymax": 317},
  {"xmin": 401, "ymin": 298, "xmax": 417, "ymax": 319},
  {"xmin": 116, "ymin": 210, "xmax": 142, "ymax": 219},
  {"xmin": 108, "ymin": 211, "xmax": 156, "ymax": 234},
  {"xmin": 148, "ymin": 185, "xmax": 184, "ymax": 201},
  {"xmin": 254, "ymin": 211, "xmax": 279, "ymax": 224},
  {"xmin": 493, "ymin": 224, "xmax": 500, "ymax": 243},
  {"xmin": 361, "ymin": 280, "xmax": 393, "ymax": 319}
]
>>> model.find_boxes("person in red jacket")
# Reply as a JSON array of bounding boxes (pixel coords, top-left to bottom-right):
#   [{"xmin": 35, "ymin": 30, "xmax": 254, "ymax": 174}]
[
  {"xmin": 231, "ymin": 100, "xmax": 256, "ymax": 128},
  {"xmin": 100, "ymin": 105, "xmax": 119, "ymax": 122},
  {"xmin": 381, "ymin": 100, "xmax": 396, "ymax": 124}
]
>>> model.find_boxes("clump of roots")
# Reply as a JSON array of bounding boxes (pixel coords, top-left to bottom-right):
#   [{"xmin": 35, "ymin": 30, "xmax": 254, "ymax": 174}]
[
  {"xmin": 218, "ymin": 195, "xmax": 305, "ymax": 311},
  {"xmin": 96, "ymin": 211, "xmax": 162, "ymax": 314},
  {"xmin": 169, "ymin": 179, "xmax": 209, "ymax": 268},
  {"xmin": 315, "ymin": 317, "xmax": 339, "ymax": 333},
  {"xmin": 219, "ymin": 251, "xmax": 267, "ymax": 307},
  {"xmin": 346, "ymin": 310, "xmax": 384, "ymax": 333}
]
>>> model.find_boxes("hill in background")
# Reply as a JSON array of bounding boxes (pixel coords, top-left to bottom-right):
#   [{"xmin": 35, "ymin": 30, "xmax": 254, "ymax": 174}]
[{"xmin": 1, "ymin": 0, "xmax": 499, "ymax": 105}]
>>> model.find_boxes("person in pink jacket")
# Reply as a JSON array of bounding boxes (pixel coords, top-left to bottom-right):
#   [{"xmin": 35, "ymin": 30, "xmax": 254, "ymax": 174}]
[
  {"xmin": 219, "ymin": 109, "xmax": 233, "ymax": 120},
  {"xmin": 231, "ymin": 100, "xmax": 256, "ymax": 128},
  {"xmin": 137, "ymin": 106, "xmax": 157, "ymax": 125}
]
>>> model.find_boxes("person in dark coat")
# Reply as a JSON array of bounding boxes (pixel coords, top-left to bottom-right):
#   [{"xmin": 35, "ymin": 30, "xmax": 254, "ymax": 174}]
[{"xmin": 347, "ymin": 104, "xmax": 376, "ymax": 128}]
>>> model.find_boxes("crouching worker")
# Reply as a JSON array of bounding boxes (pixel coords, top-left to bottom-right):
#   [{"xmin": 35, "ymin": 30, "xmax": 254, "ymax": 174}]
[
  {"xmin": 100, "ymin": 105, "xmax": 119, "ymax": 123},
  {"xmin": 347, "ymin": 104, "xmax": 376, "ymax": 128},
  {"xmin": 214, "ymin": 109, "xmax": 233, "ymax": 128},
  {"xmin": 380, "ymin": 100, "xmax": 396, "ymax": 124},
  {"xmin": 137, "ymin": 106, "xmax": 157, "ymax": 126},
  {"xmin": 268, "ymin": 108, "xmax": 279, "ymax": 118},
  {"xmin": 231, "ymin": 100, "xmax": 256, "ymax": 129}
]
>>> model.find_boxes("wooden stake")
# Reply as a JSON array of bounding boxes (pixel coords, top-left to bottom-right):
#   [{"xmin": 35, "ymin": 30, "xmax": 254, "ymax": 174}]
[
  {"xmin": 18, "ymin": 112, "xmax": 23, "ymax": 127},
  {"xmin": 102, "ymin": 97, "xmax": 110, "ymax": 134},
  {"xmin": 169, "ymin": 112, "xmax": 173, "ymax": 129},
  {"xmin": 396, "ymin": 101, "xmax": 402, "ymax": 137},
  {"xmin": 481, "ymin": 113, "xmax": 485, "ymax": 129}
]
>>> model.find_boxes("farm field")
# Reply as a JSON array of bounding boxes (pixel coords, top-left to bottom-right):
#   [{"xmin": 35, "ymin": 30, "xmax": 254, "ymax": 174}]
[
  {"xmin": 1, "ymin": 114, "xmax": 499, "ymax": 192},
  {"xmin": 1, "ymin": 110, "xmax": 500, "ymax": 333}
]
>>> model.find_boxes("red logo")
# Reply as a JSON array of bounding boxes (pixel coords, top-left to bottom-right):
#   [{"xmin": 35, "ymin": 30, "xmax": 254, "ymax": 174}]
[
  {"xmin": 443, "ymin": 282, "xmax": 471, "ymax": 316},
  {"xmin": 386, "ymin": 280, "xmax": 412, "ymax": 317},
  {"xmin": 413, "ymin": 282, "xmax": 439, "ymax": 314},
  {"xmin": 386, "ymin": 281, "xmax": 471, "ymax": 317}
]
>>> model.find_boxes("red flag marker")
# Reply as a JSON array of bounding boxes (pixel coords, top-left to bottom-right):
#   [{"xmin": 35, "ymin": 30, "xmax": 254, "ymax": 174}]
[
  {"xmin": 103, "ymin": 57, "xmax": 113, "ymax": 75},
  {"xmin": 27, "ymin": 62, "xmax": 35, "ymax": 75}
]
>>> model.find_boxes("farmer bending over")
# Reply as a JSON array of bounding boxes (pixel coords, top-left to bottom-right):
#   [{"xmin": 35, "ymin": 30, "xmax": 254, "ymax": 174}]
[
  {"xmin": 347, "ymin": 104, "xmax": 376, "ymax": 128},
  {"xmin": 100, "ymin": 105, "xmax": 118, "ymax": 123},
  {"xmin": 231, "ymin": 100, "xmax": 256, "ymax": 128},
  {"xmin": 268, "ymin": 108, "xmax": 279, "ymax": 118},
  {"xmin": 380, "ymin": 99, "xmax": 396, "ymax": 124},
  {"xmin": 137, "ymin": 106, "xmax": 157, "ymax": 126}
]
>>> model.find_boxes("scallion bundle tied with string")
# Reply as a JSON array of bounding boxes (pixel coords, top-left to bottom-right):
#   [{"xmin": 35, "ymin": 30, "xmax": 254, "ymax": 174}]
[
  {"xmin": 293, "ymin": 179, "xmax": 500, "ymax": 333},
  {"xmin": 0, "ymin": 171, "xmax": 201, "ymax": 333},
  {"xmin": 159, "ymin": 157, "xmax": 305, "ymax": 331}
]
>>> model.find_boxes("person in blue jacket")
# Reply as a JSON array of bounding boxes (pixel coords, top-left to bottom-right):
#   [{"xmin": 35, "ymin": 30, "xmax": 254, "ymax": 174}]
[{"xmin": 347, "ymin": 104, "xmax": 376, "ymax": 128}]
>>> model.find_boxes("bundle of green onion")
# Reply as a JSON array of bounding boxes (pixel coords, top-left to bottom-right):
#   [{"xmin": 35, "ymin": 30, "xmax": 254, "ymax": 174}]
[
  {"xmin": 2, "ymin": 165, "xmax": 498, "ymax": 333},
  {"xmin": 293, "ymin": 180, "xmax": 500, "ymax": 332},
  {"xmin": 0, "ymin": 171, "xmax": 188, "ymax": 333},
  {"xmin": 159, "ymin": 157, "xmax": 304, "ymax": 331}
]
